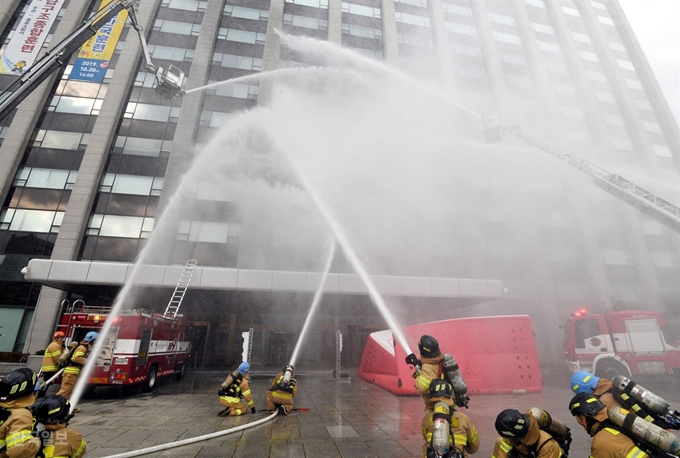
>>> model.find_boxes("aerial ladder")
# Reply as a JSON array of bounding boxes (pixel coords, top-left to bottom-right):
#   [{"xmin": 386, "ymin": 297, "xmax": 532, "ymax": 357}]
[
  {"xmin": 482, "ymin": 115, "xmax": 680, "ymax": 235},
  {"xmin": 0, "ymin": 0, "xmax": 185, "ymax": 123}
]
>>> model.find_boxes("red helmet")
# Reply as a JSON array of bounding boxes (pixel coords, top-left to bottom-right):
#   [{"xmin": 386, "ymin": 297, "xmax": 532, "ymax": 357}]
[{"xmin": 53, "ymin": 331, "xmax": 65, "ymax": 339}]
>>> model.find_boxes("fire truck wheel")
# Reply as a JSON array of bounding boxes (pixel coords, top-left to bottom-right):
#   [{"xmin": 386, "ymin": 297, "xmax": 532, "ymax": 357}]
[
  {"xmin": 142, "ymin": 366, "xmax": 158, "ymax": 392},
  {"xmin": 175, "ymin": 362, "xmax": 187, "ymax": 380},
  {"xmin": 595, "ymin": 360, "xmax": 629, "ymax": 380}
]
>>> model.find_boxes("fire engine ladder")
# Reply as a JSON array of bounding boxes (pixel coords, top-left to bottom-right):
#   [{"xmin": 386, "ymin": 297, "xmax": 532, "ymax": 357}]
[
  {"xmin": 163, "ymin": 260, "xmax": 198, "ymax": 319},
  {"xmin": 499, "ymin": 124, "xmax": 680, "ymax": 235}
]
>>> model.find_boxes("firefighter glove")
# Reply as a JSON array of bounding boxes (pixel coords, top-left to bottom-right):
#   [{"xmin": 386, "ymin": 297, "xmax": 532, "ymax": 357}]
[
  {"xmin": 217, "ymin": 389, "xmax": 227, "ymax": 396},
  {"xmin": 405, "ymin": 353, "xmax": 420, "ymax": 367},
  {"xmin": 251, "ymin": 407, "xmax": 257, "ymax": 414}
]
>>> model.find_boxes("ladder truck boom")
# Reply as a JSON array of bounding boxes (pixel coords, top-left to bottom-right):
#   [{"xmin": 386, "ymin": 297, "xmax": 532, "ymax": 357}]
[
  {"xmin": 0, "ymin": 0, "xmax": 185, "ymax": 123},
  {"xmin": 483, "ymin": 118, "xmax": 680, "ymax": 234}
]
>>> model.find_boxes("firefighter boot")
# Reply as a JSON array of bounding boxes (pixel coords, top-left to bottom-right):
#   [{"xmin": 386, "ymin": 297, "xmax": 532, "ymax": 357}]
[{"xmin": 218, "ymin": 407, "xmax": 230, "ymax": 417}]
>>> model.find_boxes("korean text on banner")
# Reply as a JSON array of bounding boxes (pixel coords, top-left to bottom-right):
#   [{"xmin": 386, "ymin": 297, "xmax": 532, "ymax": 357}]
[
  {"xmin": 0, "ymin": 0, "xmax": 66, "ymax": 75},
  {"xmin": 70, "ymin": 3, "xmax": 128, "ymax": 82}
]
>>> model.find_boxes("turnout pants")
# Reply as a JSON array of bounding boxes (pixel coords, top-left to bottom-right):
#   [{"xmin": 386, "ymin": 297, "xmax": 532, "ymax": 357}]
[{"xmin": 57, "ymin": 373, "xmax": 79, "ymax": 400}]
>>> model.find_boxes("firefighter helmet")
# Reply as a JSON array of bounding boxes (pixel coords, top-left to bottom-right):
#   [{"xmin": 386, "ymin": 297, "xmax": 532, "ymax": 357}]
[
  {"xmin": 429, "ymin": 379, "xmax": 453, "ymax": 399},
  {"xmin": 0, "ymin": 368, "xmax": 37, "ymax": 402},
  {"xmin": 238, "ymin": 362, "xmax": 250, "ymax": 375},
  {"xmin": 569, "ymin": 393, "xmax": 606, "ymax": 418},
  {"xmin": 570, "ymin": 371, "xmax": 599, "ymax": 394},
  {"xmin": 53, "ymin": 331, "xmax": 65, "ymax": 339},
  {"xmin": 83, "ymin": 331, "xmax": 99, "ymax": 343},
  {"xmin": 418, "ymin": 335, "xmax": 441, "ymax": 358},
  {"xmin": 31, "ymin": 395, "xmax": 72, "ymax": 424},
  {"xmin": 495, "ymin": 409, "xmax": 529, "ymax": 439}
]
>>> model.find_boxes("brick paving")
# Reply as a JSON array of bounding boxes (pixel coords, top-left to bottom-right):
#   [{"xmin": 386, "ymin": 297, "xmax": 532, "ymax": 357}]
[{"xmin": 64, "ymin": 371, "xmax": 680, "ymax": 458}]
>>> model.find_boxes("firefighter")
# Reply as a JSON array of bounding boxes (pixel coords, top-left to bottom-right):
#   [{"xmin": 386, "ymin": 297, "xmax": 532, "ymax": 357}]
[
  {"xmin": 31, "ymin": 395, "xmax": 86, "ymax": 458},
  {"xmin": 569, "ymin": 392, "xmax": 648, "ymax": 458},
  {"xmin": 570, "ymin": 371, "xmax": 678, "ymax": 429},
  {"xmin": 266, "ymin": 365, "xmax": 297, "ymax": 415},
  {"xmin": 421, "ymin": 379, "xmax": 479, "ymax": 458},
  {"xmin": 491, "ymin": 409, "xmax": 562, "ymax": 458},
  {"xmin": 217, "ymin": 362, "xmax": 256, "ymax": 417},
  {"xmin": 40, "ymin": 332, "xmax": 66, "ymax": 393},
  {"xmin": 0, "ymin": 368, "xmax": 42, "ymax": 458},
  {"xmin": 57, "ymin": 331, "xmax": 98, "ymax": 407},
  {"xmin": 406, "ymin": 335, "xmax": 446, "ymax": 404}
]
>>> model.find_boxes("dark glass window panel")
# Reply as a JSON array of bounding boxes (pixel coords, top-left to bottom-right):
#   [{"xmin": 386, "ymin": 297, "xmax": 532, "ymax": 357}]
[
  {"xmin": 79, "ymin": 235, "xmax": 96, "ymax": 260},
  {"xmin": 106, "ymin": 194, "xmax": 149, "ymax": 216},
  {"xmin": 0, "ymin": 281, "xmax": 41, "ymax": 307},
  {"xmin": 117, "ymin": 155, "xmax": 163, "ymax": 176},
  {"xmin": 146, "ymin": 196, "xmax": 160, "ymax": 217},
  {"xmin": 3, "ymin": 233, "xmax": 56, "ymax": 256},
  {"xmin": 41, "ymin": 113, "xmax": 91, "ymax": 133},
  {"xmin": 9, "ymin": 188, "xmax": 22, "ymax": 207},
  {"xmin": 16, "ymin": 188, "xmax": 67, "ymax": 211},
  {"xmin": 23, "ymin": 149, "xmax": 84, "ymax": 170},
  {"xmin": 93, "ymin": 193, "xmax": 110, "ymax": 214},
  {"xmin": 92, "ymin": 237, "xmax": 140, "ymax": 262}
]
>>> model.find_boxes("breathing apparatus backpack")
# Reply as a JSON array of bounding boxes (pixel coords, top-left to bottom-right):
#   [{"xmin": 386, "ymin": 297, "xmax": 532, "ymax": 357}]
[
  {"xmin": 218, "ymin": 369, "xmax": 242, "ymax": 397},
  {"xmin": 606, "ymin": 405, "xmax": 680, "ymax": 457},
  {"xmin": 611, "ymin": 375, "xmax": 680, "ymax": 431},
  {"xmin": 527, "ymin": 408, "xmax": 572, "ymax": 458}
]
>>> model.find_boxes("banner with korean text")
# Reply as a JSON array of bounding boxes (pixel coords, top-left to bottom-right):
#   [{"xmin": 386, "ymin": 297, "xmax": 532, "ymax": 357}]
[
  {"xmin": 0, "ymin": 0, "xmax": 66, "ymax": 75},
  {"xmin": 70, "ymin": 1, "xmax": 128, "ymax": 82}
]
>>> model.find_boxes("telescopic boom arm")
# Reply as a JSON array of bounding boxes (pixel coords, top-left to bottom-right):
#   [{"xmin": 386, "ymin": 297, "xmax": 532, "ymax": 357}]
[{"xmin": 0, "ymin": 0, "xmax": 185, "ymax": 122}]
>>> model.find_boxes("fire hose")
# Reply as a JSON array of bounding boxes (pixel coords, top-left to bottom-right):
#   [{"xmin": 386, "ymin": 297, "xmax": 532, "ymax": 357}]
[{"xmin": 103, "ymin": 410, "xmax": 279, "ymax": 458}]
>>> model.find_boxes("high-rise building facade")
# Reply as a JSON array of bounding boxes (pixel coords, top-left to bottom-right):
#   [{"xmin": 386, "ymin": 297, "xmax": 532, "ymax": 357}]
[{"xmin": 0, "ymin": 0, "xmax": 678, "ymax": 369}]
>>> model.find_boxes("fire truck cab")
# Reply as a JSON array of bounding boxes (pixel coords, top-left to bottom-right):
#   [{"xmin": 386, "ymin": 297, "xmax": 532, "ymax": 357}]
[
  {"xmin": 58, "ymin": 303, "xmax": 191, "ymax": 392},
  {"xmin": 563, "ymin": 308, "xmax": 680, "ymax": 379}
]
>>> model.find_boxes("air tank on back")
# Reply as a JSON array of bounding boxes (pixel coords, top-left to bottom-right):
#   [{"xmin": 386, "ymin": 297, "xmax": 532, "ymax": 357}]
[
  {"xmin": 608, "ymin": 405, "xmax": 680, "ymax": 456},
  {"xmin": 442, "ymin": 354, "xmax": 468, "ymax": 407},
  {"xmin": 611, "ymin": 375, "xmax": 675, "ymax": 418},
  {"xmin": 431, "ymin": 402, "xmax": 451, "ymax": 456},
  {"xmin": 528, "ymin": 407, "xmax": 570, "ymax": 438}
]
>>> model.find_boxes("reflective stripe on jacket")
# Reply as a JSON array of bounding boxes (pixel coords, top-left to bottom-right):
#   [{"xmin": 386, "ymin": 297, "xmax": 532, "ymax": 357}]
[
  {"xmin": 63, "ymin": 344, "xmax": 88, "ymax": 375},
  {"xmin": 41, "ymin": 341, "xmax": 63, "ymax": 372},
  {"xmin": 589, "ymin": 427, "xmax": 648, "ymax": 458}
]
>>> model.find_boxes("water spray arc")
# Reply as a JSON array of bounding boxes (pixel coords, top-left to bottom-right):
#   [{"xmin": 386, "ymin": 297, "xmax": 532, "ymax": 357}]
[
  {"xmin": 271, "ymin": 137, "xmax": 413, "ymax": 355},
  {"xmin": 289, "ymin": 238, "xmax": 336, "ymax": 367}
]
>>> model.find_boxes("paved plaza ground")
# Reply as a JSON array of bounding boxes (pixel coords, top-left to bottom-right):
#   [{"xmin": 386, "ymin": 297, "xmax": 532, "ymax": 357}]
[{"xmin": 65, "ymin": 371, "xmax": 680, "ymax": 458}]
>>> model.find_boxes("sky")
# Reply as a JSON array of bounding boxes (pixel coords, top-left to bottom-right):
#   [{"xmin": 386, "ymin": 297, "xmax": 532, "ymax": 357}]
[{"xmin": 619, "ymin": 0, "xmax": 680, "ymax": 124}]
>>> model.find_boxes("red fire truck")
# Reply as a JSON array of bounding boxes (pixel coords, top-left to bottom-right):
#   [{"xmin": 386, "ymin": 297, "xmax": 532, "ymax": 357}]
[
  {"xmin": 57, "ymin": 303, "xmax": 192, "ymax": 392},
  {"xmin": 563, "ymin": 308, "xmax": 680, "ymax": 379}
]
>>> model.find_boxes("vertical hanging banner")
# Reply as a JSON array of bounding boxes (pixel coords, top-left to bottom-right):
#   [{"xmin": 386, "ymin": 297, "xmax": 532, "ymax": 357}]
[
  {"xmin": 0, "ymin": 0, "xmax": 66, "ymax": 75},
  {"xmin": 70, "ymin": 1, "xmax": 128, "ymax": 82}
]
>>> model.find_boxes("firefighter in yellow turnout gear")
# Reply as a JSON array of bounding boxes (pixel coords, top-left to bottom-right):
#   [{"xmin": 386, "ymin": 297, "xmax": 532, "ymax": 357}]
[
  {"xmin": 41, "ymin": 332, "xmax": 65, "ymax": 387},
  {"xmin": 30, "ymin": 395, "xmax": 86, "ymax": 458},
  {"xmin": 421, "ymin": 379, "xmax": 479, "ymax": 458},
  {"xmin": 266, "ymin": 365, "xmax": 297, "ymax": 415},
  {"xmin": 218, "ymin": 362, "xmax": 256, "ymax": 417},
  {"xmin": 57, "ymin": 332, "xmax": 98, "ymax": 403},
  {"xmin": 491, "ymin": 409, "xmax": 563, "ymax": 458},
  {"xmin": 0, "ymin": 368, "xmax": 42, "ymax": 458},
  {"xmin": 569, "ymin": 392, "xmax": 648, "ymax": 458}
]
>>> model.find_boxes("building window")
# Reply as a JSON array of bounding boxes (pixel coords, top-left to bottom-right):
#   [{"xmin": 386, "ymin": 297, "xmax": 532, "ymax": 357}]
[
  {"xmin": 177, "ymin": 220, "xmax": 230, "ymax": 243},
  {"xmin": 115, "ymin": 136, "xmax": 172, "ymax": 157},
  {"xmin": 341, "ymin": 23, "xmax": 382, "ymax": 39},
  {"xmin": 153, "ymin": 19, "xmax": 201, "ymax": 36},
  {"xmin": 537, "ymin": 40, "xmax": 559, "ymax": 53},
  {"xmin": 342, "ymin": 2, "xmax": 380, "ymax": 18},
  {"xmin": 595, "ymin": 91, "xmax": 615, "ymax": 103},
  {"xmin": 643, "ymin": 121, "xmax": 662, "ymax": 133},
  {"xmin": 13, "ymin": 167, "xmax": 77, "ymax": 190},
  {"xmin": 610, "ymin": 41, "xmax": 625, "ymax": 52},
  {"xmin": 285, "ymin": 0, "xmax": 329, "ymax": 8},
  {"xmin": 0, "ymin": 209, "xmax": 64, "ymax": 232},
  {"xmin": 617, "ymin": 59, "xmax": 634, "ymax": 71},
  {"xmin": 124, "ymin": 103, "xmax": 181, "ymax": 122},
  {"xmin": 99, "ymin": 174, "xmax": 163, "ymax": 196},
  {"xmin": 207, "ymin": 82, "xmax": 259, "ymax": 100},
  {"xmin": 218, "ymin": 28, "xmax": 266, "ymax": 44},
  {"xmin": 162, "ymin": 0, "xmax": 208, "ymax": 12},
  {"xmin": 526, "ymin": 0, "xmax": 544, "ymax": 8},
  {"xmin": 572, "ymin": 32, "xmax": 591, "ymax": 43},
  {"xmin": 532, "ymin": 23, "xmax": 554, "ymax": 35},
  {"xmin": 395, "ymin": 0, "xmax": 428, "ymax": 6},
  {"xmin": 625, "ymin": 78, "xmax": 643, "ymax": 90},
  {"xmin": 283, "ymin": 14, "xmax": 328, "ymax": 30},
  {"xmin": 579, "ymin": 50, "xmax": 598, "ymax": 62},
  {"xmin": 213, "ymin": 53, "xmax": 263, "ymax": 71},
  {"xmin": 495, "ymin": 31, "xmax": 521, "ymax": 45},
  {"xmin": 150, "ymin": 45, "xmax": 194, "ymax": 62},
  {"xmin": 652, "ymin": 144, "xmax": 672, "ymax": 158},
  {"xmin": 446, "ymin": 22, "xmax": 476, "ymax": 37},
  {"xmin": 598, "ymin": 16, "xmax": 614, "ymax": 26},
  {"xmin": 562, "ymin": 6, "xmax": 579, "ymax": 16},
  {"xmin": 490, "ymin": 13, "xmax": 514, "ymax": 26},
  {"xmin": 224, "ymin": 5, "xmax": 269, "ymax": 21},
  {"xmin": 33, "ymin": 130, "xmax": 86, "ymax": 150},
  {"xmin": 442, "ymin": 3, "xmax": 471, "ymax": 15},
  {"xmin": 88, "ymin": 214, "xmax": 154, "ymax": 238},
  {"xmin": 395, "ymin": 12, "xmax": 430, "ymax": 27}
]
